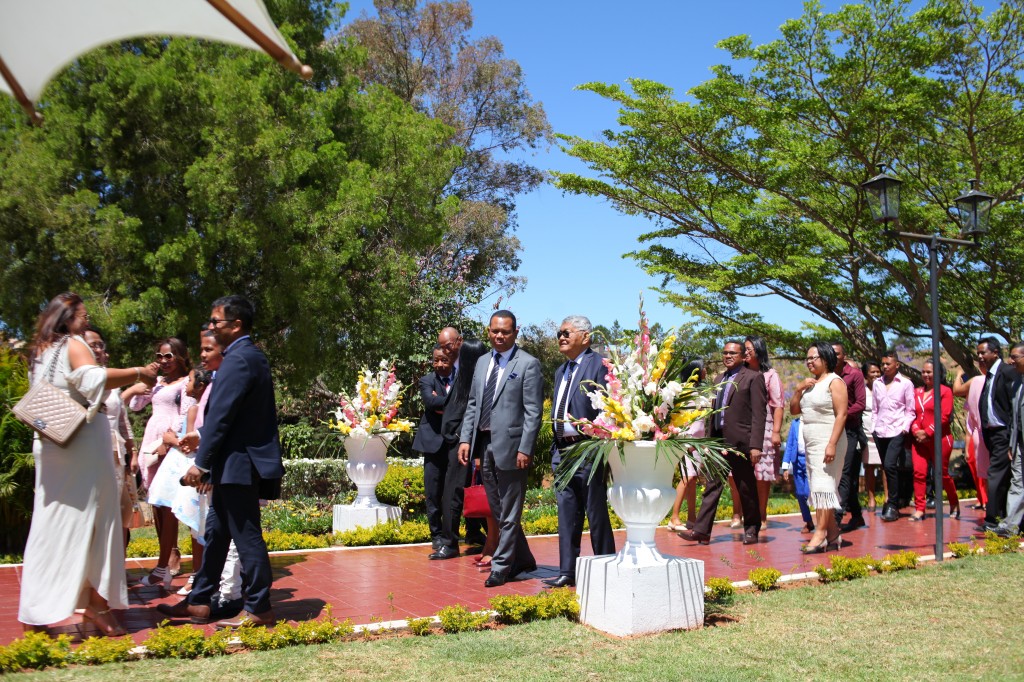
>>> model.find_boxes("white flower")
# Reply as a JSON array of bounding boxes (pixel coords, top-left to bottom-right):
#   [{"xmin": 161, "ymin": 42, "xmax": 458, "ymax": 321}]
[
  {"xmin": 660, "ymin": 381, "xmax": 683, "ymax": 404},
  {"xmin": 644, "ymin": 381, "xmax": 658, "ymax": 396},
  {"xmin": 632, "ymin": 413, "xmax": 655, "ymax": 434}
]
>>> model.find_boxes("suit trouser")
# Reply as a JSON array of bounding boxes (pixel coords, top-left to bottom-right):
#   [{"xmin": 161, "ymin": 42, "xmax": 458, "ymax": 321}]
[
  {"xmin": 873, "ymin": 434, "xmax": 905, "ymax": 509},
  {"xmin": 478, "ymin": 435, "xmax": 534, "ymax": 576},
  {"xmin": 422, "ymin": 448, "xmax": 449, "ymax": 539},
  {"xmin": 190, "ymin": 481, "xmax": 273, "ymax": 614},
  {"xmin": 836, "ymin": 425, "xmax": 864, "ymax": 520},
  {"xmin": 551, "ymin": 448, "xmax": 615, "ymax": 578},
  {"xmin": 439, "ymin": 442, "xmax": 468, "ymax": 551},
  {"xmin": 1000, "ymin": 449, "xmax": 1024, "ymax": 532},
  {"xmin": 694, "ymin": 449, "xmax": 761, "ymax": 536},
  {"xmin": 983, "ymin": 426, "xmax": 1011, "ymax": 524}
]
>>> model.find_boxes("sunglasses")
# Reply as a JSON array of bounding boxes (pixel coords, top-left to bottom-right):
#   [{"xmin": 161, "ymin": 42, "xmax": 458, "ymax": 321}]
[
  {"xmin": 556, "ymin": 330, "xmax": 574, "ymax": 339},
  {"xmin": 155, "ymin": 352, "xmax": 176, "ymax": 361}
]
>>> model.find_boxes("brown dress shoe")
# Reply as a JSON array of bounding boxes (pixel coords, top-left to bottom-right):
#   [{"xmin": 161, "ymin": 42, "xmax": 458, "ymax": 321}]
[
  {"xmin": 155, "ymin": 599, "xmax": 211, "ymax": 624},
  {"xmin": 215, "ymin": 609, "xmax": 276, "ymax": 629},
  {"xmin": 677, "ymin": 529, "xmax": 711, "ymax": 545}
]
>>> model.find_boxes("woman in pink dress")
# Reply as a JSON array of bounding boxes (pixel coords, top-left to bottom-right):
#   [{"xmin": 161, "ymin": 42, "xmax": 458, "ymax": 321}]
[
  {"xmin": 954, "ymin": 366, "xmax": 990, "ymax": 512},
  {"xmin": 122, "ymin": 337, "xmax": 192, "ymax": 591},
  {"xmin": 745, "ymin": 336, "xmax": 784, "ymax": 525}
]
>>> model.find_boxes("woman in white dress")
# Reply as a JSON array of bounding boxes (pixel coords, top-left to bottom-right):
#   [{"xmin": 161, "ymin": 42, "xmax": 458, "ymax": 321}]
[
  {"xmin": 18, "ymin": 293, "xmax": 158, "ymax": 636},
  {"xmin": 861, "ymin": 360, "xmax": 884, "ymax": 514},
  {"xmin": 790, "ymin": 342, "xmax": 848, "ymax": 554}
]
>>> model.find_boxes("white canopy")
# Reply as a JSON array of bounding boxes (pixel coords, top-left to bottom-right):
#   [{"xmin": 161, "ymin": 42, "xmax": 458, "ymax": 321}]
[{"xmin": 0, "ymin": 0, "xmax": 312, "ymax": 123}]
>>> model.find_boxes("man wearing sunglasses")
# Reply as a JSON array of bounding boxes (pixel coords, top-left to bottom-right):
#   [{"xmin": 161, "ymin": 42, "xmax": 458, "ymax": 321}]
[
  {"xmin": 544, "ymin": 316, "xmax": 615, "ymax": 588},
  {"xmin": 159, "ymin": 295, "xmax": 284, "ymax": 629},
  {"xmin": 679, "ymin": 340, "xmax": 767, "ymax": 545}
]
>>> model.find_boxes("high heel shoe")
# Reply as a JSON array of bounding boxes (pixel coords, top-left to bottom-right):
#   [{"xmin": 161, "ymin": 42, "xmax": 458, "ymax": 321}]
[
  {"xmin": 729, "ymin": 517, "xmax": 743, "ymax": 529},
  {"xmin": 138, "ymin": 565, "xmax": 171, "ymax": 591},
  {"xmin": 168, "ymin": 547, "xmax": 182, "ymax": 577},
  {"xmin": 909, "ymin": 513, "xmax": 925, "ymax": 522},
  {"xmin": 949, "ymin": 506, "xmax": 961, "ymax": 520},
  {"xmin": 801, "ymin": 539, "xmax": 828, "ymax": 554},
  {"xmin": 82, "ymin": 608, "xmax": 127, "ymax": 637},
  {"xmin": 826, "ymin": 534, "xmax": 843, "ymax": 551}
]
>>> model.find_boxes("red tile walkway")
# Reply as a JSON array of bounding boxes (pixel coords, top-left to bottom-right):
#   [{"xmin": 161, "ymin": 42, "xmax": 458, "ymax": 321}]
[{"xmin": 0, "ymin": 501, "xmax": 985, "ymax": 645}]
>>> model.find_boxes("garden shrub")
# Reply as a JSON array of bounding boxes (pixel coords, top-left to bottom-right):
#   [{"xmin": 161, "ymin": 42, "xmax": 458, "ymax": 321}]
[
  {"xmin": 279, "ymin": 420, "xmax": 345, "ymax": 460},
  {"xmin": 949, "ymin": 541, "xmax": 978, "ymax": 558},
  {"xmin": 489, "ymin": 588, "xmax": 579, "ymax": 624},
  {"xmin": 983, "ymin": 530, "xmax": 1022, "ymax": 555},
  {"xmin": 528, "ymin": 418, "xmax": 554, "ymax": 489},
  {"xmin": 262, "ymin": 530, "xmax": 332, "ymax": 551},
  {"xmin": 70, "ymin": 636, "xmax": 136, "ymax": 665},
  {"xmin": 406, "ymin": 617, "xmax": 434, "ymax": 636},
  {"xmin": 748, "ymin": 567, "xmax": 782, "ymax": 591},
  {"xmin": 143, "ymin": 624, "xmax": 209, "ymax": 659},
  {"xmin": 0, "ymin": 347, "xmax": 35, "ymax": 557},
  {"xmin": 234, "ymin": 626, "xmax": 285, "ymax": 651},
  {"xmin": 335, "ymin": 520, "xmax": 432, "ymax": 547},
  {"xmin": 375, "ymin": 463, "xmax": 427, "ymax": 516},
  {"xmin": 815, "ymin": 555, "xmax": 872, "ymax": 583},
  {"xmin": 262, "ymin": 496, "xmax": 334, "ymax": 536},
  {"xmin": 0, "ymin": 632, "xmax": 71, "ymax": 672},
  {"xmin": 436, "ymin": 605, "xmax": 490, "ymax": 633},
  {"xmin": 522, "ymin": 515, "xmax": 559, "ymax": 535},
  {"xmin": 281, "ymin": 459, "xmax": 351, "ymax": 500},
  {"xmin": 876, "ymin": 550, "xmax": 919, "ymax": 573},
  {"xmin": 705, "ymin": 577, "xmax": 736, "ymax": 604},
  {"xmin": 126, "ymin": 537, "xmax": 161, "ymax": 558}
]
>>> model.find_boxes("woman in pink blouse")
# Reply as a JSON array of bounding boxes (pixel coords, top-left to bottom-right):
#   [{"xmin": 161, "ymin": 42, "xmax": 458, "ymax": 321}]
[
  {"xmin": 872, "ymin": 351, "xmax": 916, "ymax": 522},
  {"xmin": 910, "ymin": 360, "xmax": 959, "ymax": 521},
  {"xmin": 744, "ymin": 336, "xmax": 784, "ymax": 525}
]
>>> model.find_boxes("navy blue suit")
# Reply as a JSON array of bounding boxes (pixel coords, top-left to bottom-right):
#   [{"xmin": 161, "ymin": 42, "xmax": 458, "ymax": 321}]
[
  {"xmin": 412, "ymin": 371, "xmax": 452, "ymax": 539},
  {"xmin": 551, "ymin": 348, "xmax": 615, "ymax": 578},
  {"xmin": 190, "ymin": 336, "xmax": 283, "ymax": 615}
]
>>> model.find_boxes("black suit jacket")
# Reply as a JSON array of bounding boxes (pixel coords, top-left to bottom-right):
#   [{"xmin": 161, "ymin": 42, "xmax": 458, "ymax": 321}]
[
  {"xmin": 411, "ymin": 371, "xmax": 450, "ymax": 454},
  {"xmin": 195, "ymin": 337, "xmax": 284, "ymax": 489},
  {"xmin": 711, "ymin": 366, "xmax": 768, "ymax": 453},
  {"xmin": 550, "ymin": 348, "xmax": 605, "ymax": 433},
  {"xmin": 986, "ymin": 359, "xmax": 1017, "ymax": 427}
]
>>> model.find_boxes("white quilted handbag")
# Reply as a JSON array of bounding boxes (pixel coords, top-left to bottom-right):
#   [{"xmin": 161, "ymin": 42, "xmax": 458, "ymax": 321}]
[{"xmin": 12, "ymin": 336, "xmax": 86, "ymax": 447}]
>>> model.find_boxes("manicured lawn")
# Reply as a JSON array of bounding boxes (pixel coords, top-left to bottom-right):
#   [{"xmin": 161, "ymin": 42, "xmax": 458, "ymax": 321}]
[{"xmin": 25, "ymin": 553, "xmax": 1023, "ymax": 680}]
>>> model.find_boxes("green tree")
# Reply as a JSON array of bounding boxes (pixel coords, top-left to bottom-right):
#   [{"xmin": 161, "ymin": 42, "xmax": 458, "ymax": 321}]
[
  {"xmin": 554, "ymin": 0, "xmax": 1024, "ymax": 374},
  {"xmin": 0, "ymin": 0, "xmax": 462, "ymax": 390}
]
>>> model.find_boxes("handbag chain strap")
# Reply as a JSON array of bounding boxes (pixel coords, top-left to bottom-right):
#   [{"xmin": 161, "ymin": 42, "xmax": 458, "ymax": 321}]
[{"xmin": 34, "ymin": 335, "xmax": 71, "ymax": 384}]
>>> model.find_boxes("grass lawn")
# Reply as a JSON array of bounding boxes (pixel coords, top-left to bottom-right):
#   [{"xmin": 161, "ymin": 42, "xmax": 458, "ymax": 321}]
[{"xmin": 24, "ymin": 553, "xmax": 1024, "ymax": 681}]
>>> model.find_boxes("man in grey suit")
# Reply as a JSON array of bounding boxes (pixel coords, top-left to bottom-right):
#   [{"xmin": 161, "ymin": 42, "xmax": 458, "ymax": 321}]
[
  {"xmin": 994, "ymin": 341, "xmax": 1024, "ymax": 537},
  {"xmin": 459, "ymin": 310, "xmax": 543, "ymax": 587}
]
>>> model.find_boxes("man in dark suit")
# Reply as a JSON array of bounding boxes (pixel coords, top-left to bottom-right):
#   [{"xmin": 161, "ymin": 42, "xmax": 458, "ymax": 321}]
[
  {"xmin": 459, "ymin": 310, "xmax": 543, "ymax": 587},
  {"xmin": 159, "ymin": 295, "xmax": 284, "ymax": 628},
  {"xmin": 543, "ymin": 315, "xmax": 615, "ymax": 588},
  {"xmin": 679, "ymin": 340, "xmax": 767, "ymax": 545},
  {"xmin": 412, "ymin": 345, "xmax": 454, "ymax": 555},
  {"xmin": 977, "ymin": 336, "xmax": 1018, "ymax": 527},
  {"xmin": 993, "ymin": 341, "xmax": 1024, "ymax": 537}
]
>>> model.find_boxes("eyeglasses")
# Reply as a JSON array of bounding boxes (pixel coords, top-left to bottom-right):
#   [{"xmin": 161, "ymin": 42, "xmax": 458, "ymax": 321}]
[
  {"xmin": 155, "ymin": 352, "xmax": 175, "ymax": 361},
  {"xmin": 805, "ymin": 356, "xmax": 821, "ymax": 363},
  {"xmin": 1011, "ymin": 354, "xmax": 1024, "ymax": 361},
  {"xmin": 208, "ymin": 318, "xmax": 237, "ymax": 327},
  {"xmin": 556, "ymin": 330, "xmax": 575, "ymax": 339},
  {"xmin": 722, "ymin": 350, "xmax": 741, "ymax": 356},
  {"xmin": 89, "ymin": 342, "xmax": 106, "ymax": 352}
]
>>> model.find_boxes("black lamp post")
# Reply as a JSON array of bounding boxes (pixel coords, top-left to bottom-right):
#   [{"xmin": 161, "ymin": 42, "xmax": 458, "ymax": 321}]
[{"xmin": 861, "ymin": 165, "xmax": 994, "ymax": 562}]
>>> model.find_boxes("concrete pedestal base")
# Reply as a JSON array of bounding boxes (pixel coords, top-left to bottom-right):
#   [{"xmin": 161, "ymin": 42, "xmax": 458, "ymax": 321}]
[
  {"xmin": 332, "ymin": 503, "xmax": 401, "ymax": 533},
  {"xmin": 576, "ymin": 553, "xmax": 705, "ymax": 636}
]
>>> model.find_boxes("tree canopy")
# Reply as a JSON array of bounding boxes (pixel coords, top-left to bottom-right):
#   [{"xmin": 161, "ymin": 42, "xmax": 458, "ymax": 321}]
[
  {"xmin": 554, "ymin": 0, "xmax": 1024, "ymax": 373},
  {"xmin": 0, "ymin": 0, "xmax": 517, "ymax": 391}
]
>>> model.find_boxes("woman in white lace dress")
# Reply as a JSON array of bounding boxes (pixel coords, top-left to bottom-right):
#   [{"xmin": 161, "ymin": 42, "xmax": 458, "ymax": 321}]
[
  {"xmin": 790, "ymin": 342, "xmax": 848, "ymax": 554},
  {"xmin": 18, "ymin": 293, "xmax": 157, "ymax": 636}
]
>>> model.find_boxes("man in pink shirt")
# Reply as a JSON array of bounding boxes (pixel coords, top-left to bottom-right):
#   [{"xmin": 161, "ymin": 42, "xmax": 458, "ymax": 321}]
[{"xmin": 872, "ymin": 351, "xmax": 916, "ymax": 522}]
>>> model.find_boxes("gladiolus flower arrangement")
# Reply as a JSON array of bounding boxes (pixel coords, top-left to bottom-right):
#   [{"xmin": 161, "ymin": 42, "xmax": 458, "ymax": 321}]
[{"xmin": 328, "ymin": 360, "xmax": 415, "ymax": 439}]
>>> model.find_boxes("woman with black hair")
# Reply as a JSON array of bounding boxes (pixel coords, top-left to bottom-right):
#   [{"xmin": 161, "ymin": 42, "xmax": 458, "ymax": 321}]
[
  {"xmin": 122, "ymin": 337, "xmax": 194, "ymax": 591},
  {"xmin": 744, "ymin": 336, "xmax": 785, "ymax": 525},
  {"xmin": 791, "ymin": 341, "xmax": 848, "ymax": 553},
  {"xmin": 432, "ymin": 339, "xmax": 491, "ymax": 562},
  {"xmin": 910, "ymin": 360, "xmax": 959, "ymax": 521}
]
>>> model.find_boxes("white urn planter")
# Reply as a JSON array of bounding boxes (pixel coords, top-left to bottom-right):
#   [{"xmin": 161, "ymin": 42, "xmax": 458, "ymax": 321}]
[
  {"xmin": 576, "ymin": 440, "xmax": 705, "ymax": 636},
  {"xmin": 332, "ymin": 432, "xmax": 402, "ymax": 533}
]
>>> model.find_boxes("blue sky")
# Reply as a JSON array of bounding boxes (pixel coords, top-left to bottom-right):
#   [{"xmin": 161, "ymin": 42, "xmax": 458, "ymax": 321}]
[{"xmin": 341, "ymin": 1, "xmax": 842, "ymax": 332}]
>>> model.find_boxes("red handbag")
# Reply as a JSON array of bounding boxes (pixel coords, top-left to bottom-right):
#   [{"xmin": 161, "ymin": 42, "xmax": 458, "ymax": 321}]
[{"xmin": 462, "ymin": 484, "xmax": 491, "ymax": 518}]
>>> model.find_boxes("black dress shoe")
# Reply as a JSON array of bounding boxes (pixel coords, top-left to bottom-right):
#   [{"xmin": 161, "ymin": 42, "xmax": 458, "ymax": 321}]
[
  {"xmin": 880, "ymin": 505, "xmax": 899, "ymax": 522},
  {"xmin": 484, "ymin": 571, "xmax": 508, "ymax": 588},
  {"xmin": 429, "ymin": 546, "xmax": 459, "ymax": 560},
  {"xmin": 542, "ymin": 576, "xmax": 575, "ymax": 588},
  {"xmin": 677, "ymin": 529, "xmax": 710, "ymax": 544},
  {"xmin": 742, "ymin": 530, "xmax": 759, "ymax": 545},
  {"xmin": 926, "ymin": 498, "xmax": 936, "ymax": 509},
  {"xmin": 976, "ymin": 522, "xmax": 1000, "ymax": 533},
  {"xmin": 841, "ymin": 516, "xmax": 867, "ymax": 532}
]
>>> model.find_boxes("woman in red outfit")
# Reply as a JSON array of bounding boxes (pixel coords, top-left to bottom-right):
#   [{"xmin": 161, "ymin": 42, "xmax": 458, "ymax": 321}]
[{"xmin": 910, "ymin": 360, "xmax": 960, "ymax": 521}]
